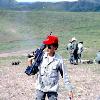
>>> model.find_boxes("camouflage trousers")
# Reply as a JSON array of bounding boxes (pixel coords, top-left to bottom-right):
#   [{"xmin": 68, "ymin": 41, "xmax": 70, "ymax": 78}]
[{"xmin": 35, "ymin": 89, "xmax": 58, "ymax": 100}]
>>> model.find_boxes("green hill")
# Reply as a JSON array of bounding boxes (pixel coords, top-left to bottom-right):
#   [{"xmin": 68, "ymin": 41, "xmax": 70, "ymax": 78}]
[
  {"xmin": 0, "ymin": 10, "xmax": 100, "ymax": 59},
  {"xmin": 1, "ymin": 0, "xmax": 100, "ymax": 12}
]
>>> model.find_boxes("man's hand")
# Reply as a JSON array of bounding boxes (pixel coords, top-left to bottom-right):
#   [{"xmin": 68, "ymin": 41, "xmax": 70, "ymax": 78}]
[
  {"xmin": 27, "ymin": 57, "xmax": 35, "ymax": 66},
  {"xmin": 68, "ymin": 91, "xmax": 73, "ymax": 100}
]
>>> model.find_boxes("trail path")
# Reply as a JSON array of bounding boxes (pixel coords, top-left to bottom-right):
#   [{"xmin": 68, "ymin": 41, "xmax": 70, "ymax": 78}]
[{"xmin": 0, "ymin": 50, "xmax": 30, "ymax": 57}]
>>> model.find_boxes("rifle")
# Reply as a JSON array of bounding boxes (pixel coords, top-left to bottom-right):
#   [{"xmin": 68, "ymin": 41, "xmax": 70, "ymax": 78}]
[
  {"xmin": 25, "ymin": 32, "xmax": 52, "ymax": 75},
  {"xmin": 25, "ymin": 44, "xmax": 46, "ymax": 75}
]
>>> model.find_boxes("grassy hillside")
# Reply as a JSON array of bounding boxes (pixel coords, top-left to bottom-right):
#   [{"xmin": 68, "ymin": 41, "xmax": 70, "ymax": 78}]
[{"xmin": 0, "ymin": 10, "xmax": 100, "ymax": 59}]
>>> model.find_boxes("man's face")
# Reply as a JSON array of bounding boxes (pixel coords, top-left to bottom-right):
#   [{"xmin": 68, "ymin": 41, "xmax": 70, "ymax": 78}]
[{"xmin": 46, "ymin": 44, "xmax": 57, "ymax": 54}]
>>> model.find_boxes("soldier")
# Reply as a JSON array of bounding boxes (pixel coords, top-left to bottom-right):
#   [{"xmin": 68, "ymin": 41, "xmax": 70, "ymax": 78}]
[
  {"xmin": 67, "ymin": 40, "xmax": 74, "ymax": 64},
  {"xmin": 28, "ymin": 35, "xmax": 74, "ymax": 100},
  {"xmin": 78, "ymin": 41, "xmax": 84, "ymax": 63},
  {"xmin": 71, "ymin": 37, "xmax": 78, "ymax": 65}
]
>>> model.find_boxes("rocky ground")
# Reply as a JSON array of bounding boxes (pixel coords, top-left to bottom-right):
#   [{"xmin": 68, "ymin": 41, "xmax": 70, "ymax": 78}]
[{"xmin": 0, "ymin": 51, "xmax": 100, "ymax": 100}]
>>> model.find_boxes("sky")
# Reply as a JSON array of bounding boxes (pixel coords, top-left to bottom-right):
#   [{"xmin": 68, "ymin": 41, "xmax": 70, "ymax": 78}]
[{"xmin": 16, "ymin": 0, "xmax": 78, "ymax": 2}]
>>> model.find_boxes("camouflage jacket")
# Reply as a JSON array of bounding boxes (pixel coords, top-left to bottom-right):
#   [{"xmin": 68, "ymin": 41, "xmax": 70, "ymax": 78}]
[{"xmin": 35, "ymin": 52, "xmax": 73, "ymax": 92}]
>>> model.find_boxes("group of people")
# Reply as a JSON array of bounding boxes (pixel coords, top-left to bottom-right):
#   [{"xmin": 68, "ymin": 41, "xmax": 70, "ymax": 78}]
[
  {"xmin": 67, "ymin": 37, "xmax": 100, "ymax": 65},
  {"xmin": 67, "ymin": 37, "xmax": 84, "ymax": 65}
]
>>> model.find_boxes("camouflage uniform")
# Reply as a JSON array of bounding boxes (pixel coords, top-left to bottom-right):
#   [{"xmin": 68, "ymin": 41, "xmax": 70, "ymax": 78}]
[
  {"xmin": 35, "ymin": 52, "xmax": 73, "ymax": 100},
  {"xmin": 67, "ymin": 42, "xmax": 74, "ymax": 64},
  {"xmin": 72, "ymin": 41, "xmax": 78, "ymax": 65}
]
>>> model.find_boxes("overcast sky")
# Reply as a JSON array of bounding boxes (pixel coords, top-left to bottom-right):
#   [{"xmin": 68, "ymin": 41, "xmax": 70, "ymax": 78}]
[{"xmin": 16, "ymin": 0, "xmax": 78, "ymax": 2}]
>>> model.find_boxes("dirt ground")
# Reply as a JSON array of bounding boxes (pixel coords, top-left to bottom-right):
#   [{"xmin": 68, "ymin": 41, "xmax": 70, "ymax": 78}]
[{"xmin": 0, "ymin": 51, "xmax": 100, "ymax": 100}]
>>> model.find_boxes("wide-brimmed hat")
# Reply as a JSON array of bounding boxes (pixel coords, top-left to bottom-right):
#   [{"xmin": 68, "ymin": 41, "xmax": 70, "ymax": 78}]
[
  {"xmin": 43, "ymin": 35, "xmax": 58, "ymax": 45},
  {"xmin": 71, "ymin": 37, "xmax": 77, "ymax": 42}
]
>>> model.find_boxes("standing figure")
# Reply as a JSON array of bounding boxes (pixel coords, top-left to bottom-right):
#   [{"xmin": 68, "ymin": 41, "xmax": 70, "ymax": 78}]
[
  {"xmin": 78, "ymin": 41, "xmax": 84, "ymax": 63},
  {"xmin": 71, "ymin": 37, "xmax": 78, "ymax": 65},
  {"xmin": 67, "ymin": 40, "xmax": 74, "ymax": 64},
  {"xmin": 27, "ymin": 35, "xmax": 74, "ymax": 100}
]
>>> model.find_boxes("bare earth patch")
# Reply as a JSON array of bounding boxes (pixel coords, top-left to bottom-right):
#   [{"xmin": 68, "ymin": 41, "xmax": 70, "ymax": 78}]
[{"xmin": 0, "ymin": 52, "xmax": 100, "ymax": 100}]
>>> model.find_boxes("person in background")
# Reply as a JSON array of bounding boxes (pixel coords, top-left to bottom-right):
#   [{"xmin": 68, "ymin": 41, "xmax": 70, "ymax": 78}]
[
  {"xmin": 78, "ymin": 41, "xmax": 84, "ymax": 63},
  {"xmin": 95, "ymin": 51, "xmax": 100, "ymax": 64},
  {"xmin": 66, "ymin": 40, "xmax": 74, "ymax": 64},
  {"xmin": 28, "ymin": 35, "xmax": 74, "ymax": 100},
  {"xmin": 71, "ymin": 37, "xmax": 78, "ymax": 65}
]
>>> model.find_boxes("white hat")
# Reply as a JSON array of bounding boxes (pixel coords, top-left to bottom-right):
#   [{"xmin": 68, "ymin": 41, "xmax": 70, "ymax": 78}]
[{"xmin": 71, "ymin": 37, "xmax": 77, "ymax": 42}]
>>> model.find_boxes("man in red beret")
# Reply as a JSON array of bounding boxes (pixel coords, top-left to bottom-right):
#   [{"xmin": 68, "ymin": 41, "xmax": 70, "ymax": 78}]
[{"xmin": 28, "ymin": 35, "xmax": 74, "ymax": 100}]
